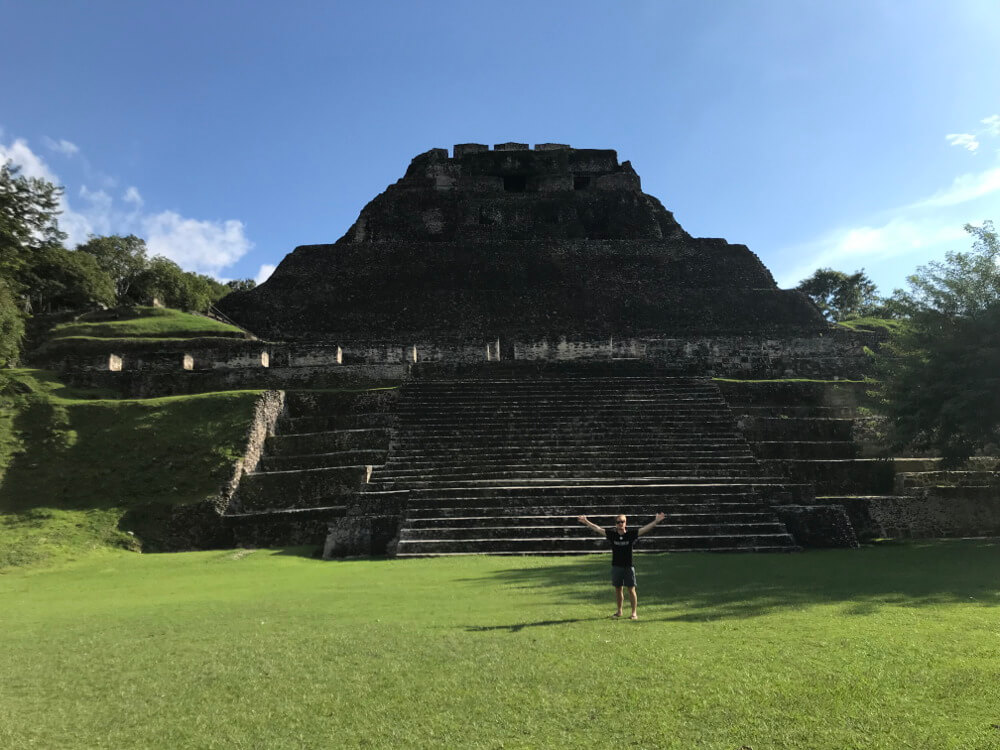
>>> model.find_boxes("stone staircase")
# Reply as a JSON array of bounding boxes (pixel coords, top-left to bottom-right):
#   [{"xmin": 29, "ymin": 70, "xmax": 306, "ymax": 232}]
[
  {"xmin": 372, "ymin": 375, "xmax": 802, "ymax": 556},
  {"xmin": 224, "ymin": 389, "xmax": 396, "ymax": 546}
]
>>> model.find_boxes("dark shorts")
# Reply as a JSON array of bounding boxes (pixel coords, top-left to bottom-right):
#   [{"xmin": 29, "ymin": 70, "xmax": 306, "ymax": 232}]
[{"xmin": 611, "ymin": 565, "xmax": 636, "ymax": 588}]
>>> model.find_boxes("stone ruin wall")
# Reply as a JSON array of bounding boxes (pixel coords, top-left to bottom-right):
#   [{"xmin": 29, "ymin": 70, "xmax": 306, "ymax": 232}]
[{"xmin": 55, "ymin": 327, "xmax": 878, "ymax": 388}]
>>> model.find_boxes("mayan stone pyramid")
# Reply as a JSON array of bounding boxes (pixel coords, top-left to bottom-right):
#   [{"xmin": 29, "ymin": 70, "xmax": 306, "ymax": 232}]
[{"xmin": 217, "ymin": 143, "xmax": 826, "ymax": 340}]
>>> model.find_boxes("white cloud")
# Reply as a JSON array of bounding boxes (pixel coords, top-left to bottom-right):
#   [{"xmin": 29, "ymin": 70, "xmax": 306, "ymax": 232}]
[
  {"xmin": 908, "ymin": 167, "xmax": 1000, "ymax": 209},
  {"xmin": 946, "ymin": 133, "xmax": 979, "ymax": 152},
  {"xmin": 1, "ymin": 133, "xmax": 253, "ymax": 276},
  {"xmin": 777, "ymin": 114, "xmax": 1000, "ymax": 289},
  {"xmin": 42, "ymin": 136, "xmax": 79, "ymax": 156},
  {"xmin": 0, "ymin": 137, "xmax": 59, "ymax": 182},
  {"xmin": 123, "ymin": 186, "xmax": 143, "ymax": 206},
  {"xmin": 143, "ymin": 212, "xmax": 252, "ymax": 276},
  {"xmin": 255, "ymin": 264, "xmax": 276, "ymax": 285}
]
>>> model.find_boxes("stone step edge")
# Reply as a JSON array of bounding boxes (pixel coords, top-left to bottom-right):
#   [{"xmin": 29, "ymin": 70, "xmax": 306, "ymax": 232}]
[{"xmin": 393, "ymin": 547, "xmax": 802, "ymax": 557}]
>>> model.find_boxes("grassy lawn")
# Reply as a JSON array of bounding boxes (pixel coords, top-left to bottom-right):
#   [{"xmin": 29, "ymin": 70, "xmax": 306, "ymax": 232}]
[{"xmin": 2, "ymin": 542, "xmax": 999, "ymax": 749}]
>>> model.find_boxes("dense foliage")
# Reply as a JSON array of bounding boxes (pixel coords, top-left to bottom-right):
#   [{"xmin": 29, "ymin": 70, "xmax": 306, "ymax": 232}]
[
  {"xmin": 795, "ymin": 267, "xmax": 881, "ymax": 321},
  {"xmin": 0, "ymin": 159, "xmax": 238, "ymax": 362},
  {"xmin": 875, "ymin": 221, "xmax": 1000, "ymax": 464}
]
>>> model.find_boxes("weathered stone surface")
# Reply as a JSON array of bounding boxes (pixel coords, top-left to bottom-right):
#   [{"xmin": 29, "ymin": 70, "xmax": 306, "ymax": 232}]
[{"xmin": 217, "ymin": 145, "xmax": 828, "ymax": 341}]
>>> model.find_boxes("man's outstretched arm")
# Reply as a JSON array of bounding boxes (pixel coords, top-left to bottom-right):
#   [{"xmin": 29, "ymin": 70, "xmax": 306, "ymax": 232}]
[
  {"xmin": 637, "ymin": 512, "xmax": 666, "ymax": 537},
  {"xmin": 577, "ymin": 515, "xmax": 607, "ymax": 537}
]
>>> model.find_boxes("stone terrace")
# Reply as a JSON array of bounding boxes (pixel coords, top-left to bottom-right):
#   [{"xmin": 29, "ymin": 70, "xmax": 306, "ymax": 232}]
[
  {"xmin": 357, "ymin": 368, "xmax": 804, "ymax": 556},
  {"xmin": 224, "ymin": 390, "xmax": 396, "ymax": 546}
]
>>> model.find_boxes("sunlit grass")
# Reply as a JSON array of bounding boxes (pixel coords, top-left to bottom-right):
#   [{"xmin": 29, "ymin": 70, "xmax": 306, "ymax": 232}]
[
  {"xmin": 2, "ymin": 542, "xmax": 999, "ymax": 749},
  {"xmin": 48, "ymin": 306, "xmax": 248, "ymax": 340}
]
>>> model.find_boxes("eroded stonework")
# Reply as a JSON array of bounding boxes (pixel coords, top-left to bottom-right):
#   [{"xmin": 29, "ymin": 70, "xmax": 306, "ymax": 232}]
[{"xmin": 218, "ymin": 143, "xmax": 829, "ymax": 341}]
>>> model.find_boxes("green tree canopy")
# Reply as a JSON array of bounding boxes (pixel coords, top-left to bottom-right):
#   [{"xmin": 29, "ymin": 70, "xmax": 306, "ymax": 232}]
[
  {"xmin": 130, "ymin": 256, "xmax": 228, "ymax": 312},
  {"xmin": 0, "ymin": 161, "xmax": 67, "ymax": 283},
  {"xmin": 0, "ymin": 278, "xmax": 25, "ymax": 365},
  {"xmin": 876, "ymin": 221, "xmax": 1000, "ymax": 464},
  {"xmin": 76, "ymin": 234, "xmax": 149, "ymax": 302},
  {"xmin": 796, "ymin": 268, "xmax": 880, "ymax": 322},
  {"xmin": 21, "ymin": 246, "xmax": 117, "ymax": 312}
]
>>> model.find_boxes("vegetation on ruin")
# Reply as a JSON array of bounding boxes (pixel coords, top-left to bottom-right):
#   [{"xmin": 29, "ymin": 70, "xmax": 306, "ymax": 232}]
[
  {"xmin": 872, "ymin": 221, "xmax": 1000, "ymax": 464},
  {"xmin": 0, "ymin": 369, "xmax": 260, "ymax": 568},
  {"xmin": 47, "ymin": 306, "xmax": 249, "ymax": 340},
  {"xmin": 834, "ymin": 316, "xmax": 909, "ymax": 335},
  {"xmin": 1, "ymin": 162, "xmax": 256, "ymax": 364},
  {"xmin": 2, "ymin": 542, "xmax": 999, "ymax": 749},
  {"xmin": 796, "ymin": 267, "xmax": 881, "ymax": 322}
]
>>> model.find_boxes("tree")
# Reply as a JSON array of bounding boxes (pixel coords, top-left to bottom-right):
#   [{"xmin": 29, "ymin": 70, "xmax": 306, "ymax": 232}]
[
  {"xmin": 875, "ymin": 221, "xmax": 1000, "ymax": 464},
  {"xmin": 0, "ymin": 160, "xmax": 67, "ymax": 283},
  {"xmin": 225, "ymin": 278, "xmax": 256, "ymax": 293},
  {"xmin": 21, "ymin": 246, "xmax": 117, "ymax": 312},
  {"xmin": 76, "ymin": 234, "xmax": 148, "ymax": 302},
  {"xmin": 796, "ymin": 268, "xmax": 880, "ymax": 321},
  {"xmin": 130, "ymin": 256, "xmax": 227, "ymax": 312},
  {"xmin": 0, "ymin": 278, "xmax": 24, "ymax": 365}
]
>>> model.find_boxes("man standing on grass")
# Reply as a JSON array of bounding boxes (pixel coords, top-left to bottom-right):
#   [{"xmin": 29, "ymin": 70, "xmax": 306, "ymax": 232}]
[{"xmin": 577, "ymin": 512, "xmax": 666, "ymax": 620}]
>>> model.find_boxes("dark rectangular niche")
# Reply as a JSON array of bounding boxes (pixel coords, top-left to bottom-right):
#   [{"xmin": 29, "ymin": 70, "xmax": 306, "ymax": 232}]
[
  {"xmin": 503, "ymin": 175, "xmax": 528, "ymax": 192},
  {"xmin": 574, "ymin": 175, "xmax": 591, "ymax": 190}
]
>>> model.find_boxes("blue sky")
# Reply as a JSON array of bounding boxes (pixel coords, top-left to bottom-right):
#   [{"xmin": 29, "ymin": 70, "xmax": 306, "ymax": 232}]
[{"xmin": 2, "ymin": 0, "xmax": 998, "ymax": 295}]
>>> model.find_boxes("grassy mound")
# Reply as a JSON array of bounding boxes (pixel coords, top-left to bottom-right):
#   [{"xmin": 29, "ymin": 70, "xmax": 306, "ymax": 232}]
[
  {"xmin": 29, "ymin": 306, "xmax": 255, "ymax": 361},
  {"xmin": 836, "ymin": 316, "xmax": 909, "ymax": 335},
  {"xmin": 49, "ymin": 306, "xmax": 250, "ymax": 340},
  {"xmin": 0, "ymin": 369, "xmax": 260, "ymax": 568},
  {"xmin": 1, "ymin": 542, "xmax": 998, "ymax": 748}
]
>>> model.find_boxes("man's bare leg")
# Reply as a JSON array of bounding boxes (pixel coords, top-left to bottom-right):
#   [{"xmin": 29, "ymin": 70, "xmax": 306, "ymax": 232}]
[
  {"xmin": 613, "ymin": 587, "xmax": 624, "ymax": 617},
  {"xmin": 629, "ymin": 587, "xmax": 638, "ymax": 619}
]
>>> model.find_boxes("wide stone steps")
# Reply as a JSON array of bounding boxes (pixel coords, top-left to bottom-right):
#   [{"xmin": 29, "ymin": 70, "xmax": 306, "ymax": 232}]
[
  {"xmin": 401, "ymin": 521, "xmax": 787, "ymax": 540},
  {"xmin": 396, "ymin": 481, "xmax": 806, "ymax": 504},
  {"xmin": 395, "ymin": 533, "xmax": 797, "ymax": 556},
  {"xmin": 740, "ymin": 418, "xmax": 854, "ymax": 441},
  {"xmin": 729, "ymin": 405, "xmax": 856, "ymax": 419},
  {"xmin": 266, "ymin": 428, "xmax": 392, "ymax": 455},
  {"xmin": 283, "ymin": 390, "xmax": 399, "ymax": 417},
  {"xmin": 281, "ymin": 413, "xmax": 397, "ymax": 433},
  {"xmin": 405, "ymin": 510, "xmax": 778, "ymax": 526},
  {"xmin": 258, "ymin": 449, "xmax": 388, "ymax": 472},
  {"xmin": 317, "ymin": 375, "xmax": 810, "ymax": 556},
  {"xmin": 752, "ymin": 441, "xmax": 858, "ymax": 460},
  {"xmin": 375, "ymin": 471, "xmax": 768, "ymax": 488}
]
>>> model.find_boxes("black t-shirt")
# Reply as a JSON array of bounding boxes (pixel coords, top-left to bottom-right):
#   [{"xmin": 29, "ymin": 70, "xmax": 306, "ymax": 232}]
[{"xmin": 605, "ymin": 528, "xmax": 639, "ymax": 567}]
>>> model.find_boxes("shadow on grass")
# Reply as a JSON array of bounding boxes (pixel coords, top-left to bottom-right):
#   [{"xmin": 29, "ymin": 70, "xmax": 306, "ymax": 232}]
[
  {"xmin": 466, "ymin": 617, "xmax": 606, "ymax": 632},
  {"xmin": 460, "ymin": 540, "xmax": 1000, "ymax": 621}
]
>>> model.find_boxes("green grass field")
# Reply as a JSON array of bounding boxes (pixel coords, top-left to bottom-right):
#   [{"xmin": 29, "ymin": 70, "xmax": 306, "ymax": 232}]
[{"xmin": 2, "ymin": 542, "xmax": 999, "ymax": 749}]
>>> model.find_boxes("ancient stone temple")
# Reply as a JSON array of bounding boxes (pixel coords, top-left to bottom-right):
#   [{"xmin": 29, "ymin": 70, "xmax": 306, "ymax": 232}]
[
  {"xmin": 219, "ymin": 143, "xmax": 837, "ymax": 356},
  {"xmin": 215, "ymin": 143, "xmax": 877, "ymax": 556}
]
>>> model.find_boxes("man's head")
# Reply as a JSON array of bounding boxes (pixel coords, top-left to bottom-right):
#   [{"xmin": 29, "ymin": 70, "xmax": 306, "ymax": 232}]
[{"xmin": 615, "ymin": 514, "xmax": 627, "ymax": 531}]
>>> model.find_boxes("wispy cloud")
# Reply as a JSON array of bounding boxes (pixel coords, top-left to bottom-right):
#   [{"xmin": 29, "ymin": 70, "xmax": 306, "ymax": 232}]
[
  {"xmin": 908, "ymin": 167, "xmax": 1000, "ymax": 209},
  {"xmin": 982, "ymin": 115, "xmax": 1000, "ymax": 137},
  {"xmin": 778, "ymin": 114, "xmax": 1000, "ymax": 289},
  {"xmin": 42, "ymin": 136, "xmax": 79, "ymax": 157},
  {"xmin": 123, "ymin": 186, "xmax": 143, "ymax": 207},
  {"xmin": 0, "ymin": 135, "xmax": 252, "ymax": 278},
  {"xmin": 946, "ymin": 133, "xmax": 979, "ymax": 152},
  {"xmin": 945, "ymin": 113, "xmax": 1000, "ymax": 153}
]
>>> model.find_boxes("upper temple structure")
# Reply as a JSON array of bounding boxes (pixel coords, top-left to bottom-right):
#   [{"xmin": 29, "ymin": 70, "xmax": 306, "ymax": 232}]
[{"xmin": 217, "ymin": 143, "xmax": 831, "ymax": 344}]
